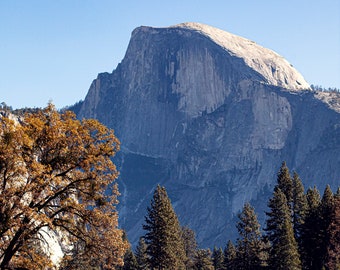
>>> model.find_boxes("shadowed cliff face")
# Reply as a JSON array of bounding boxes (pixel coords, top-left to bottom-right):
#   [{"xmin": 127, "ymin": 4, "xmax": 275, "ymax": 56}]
[{"xmin": 77, "ymin": 23, "xmax": 340, "ymax": 247}]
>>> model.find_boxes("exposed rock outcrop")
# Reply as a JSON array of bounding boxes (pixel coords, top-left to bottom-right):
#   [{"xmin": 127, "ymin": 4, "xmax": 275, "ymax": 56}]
[{"xmin": 77, "ymin": 23, "xmax": 340, "ymax": 247}]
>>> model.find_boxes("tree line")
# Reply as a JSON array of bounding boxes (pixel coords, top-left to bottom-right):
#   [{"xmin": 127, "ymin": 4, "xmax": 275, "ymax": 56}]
[
  {"xmin": 121, "ymin": 162, "xmax": 340, "ymax": 270},
  {"xmin": 310, "ymin": 84, "xmax": 340, "ymax": 93}
]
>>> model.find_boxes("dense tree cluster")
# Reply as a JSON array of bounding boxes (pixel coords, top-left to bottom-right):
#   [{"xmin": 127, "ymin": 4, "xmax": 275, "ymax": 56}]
[{"xmin": 122, "ymin": 162, "xmax": 339, "ymax": 270}]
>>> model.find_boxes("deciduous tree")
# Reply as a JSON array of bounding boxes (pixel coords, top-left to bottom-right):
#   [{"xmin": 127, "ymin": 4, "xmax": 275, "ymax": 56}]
[{"xmin": 0, "ymin": 104, "xmax": 128, "ymax": 269}]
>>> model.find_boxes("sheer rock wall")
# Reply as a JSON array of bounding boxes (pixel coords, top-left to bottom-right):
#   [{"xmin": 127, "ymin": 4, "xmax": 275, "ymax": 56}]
[{"xmin": 77, "ymin": 23, "xmax": 340, "ymax": 247}]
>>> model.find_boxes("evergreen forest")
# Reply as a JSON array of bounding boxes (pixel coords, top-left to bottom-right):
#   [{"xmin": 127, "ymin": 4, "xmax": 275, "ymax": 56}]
[{"xmin": 120, "ymin": 162, "xmax": 340, "ymax": 270}]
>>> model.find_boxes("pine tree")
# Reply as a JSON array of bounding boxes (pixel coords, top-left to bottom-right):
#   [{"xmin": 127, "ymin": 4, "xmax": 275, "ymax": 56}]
[
  {"xmin": 301, "ymin": 186, "xmax": 335, "ymax": 269},
  {"xmin": 319, "ymin": 185, "xmax": 334, "ymax": 268},
  {"xmin": 212, "ymin": 247, "xmax": 224, "ymax": 270},
  {"xmin": 321, "ymin": 185, "xmax": 334, "ymax": 225},
  {"xmin": 143, "ymin": 185, "xmax": 187, "ymax": 269},
  {"xmin": 292, "ymin": 172, "xmax": 308, "ymax": 247},
  {"xmin": 306, "ymin": 186, "xmax": 321, "ymax": 210},
  {"xmin": 115, "ymin": 232, "xmax": 138, "ymax": 270},
  {"xmin": 265, "ymin": 187, "xmax": 301, "ymax": 270},
  {"xmin": 182, "ymin": 226, "xmax": 198, "ymax": 270},
  {"xmin": 235, "ymin": 203, "xmax": 266, "ymax": 269},
  {"xmin": 325, "ymin": 193, "xmax": 340, "ymax": 269},
  {"xmin": 121, "ymin": 248, "xmax": 139, "ymax": 270},
  {"xmin": 301, "ymin": 187, "xmax": 322, "ymax": 269},
  {"xmin": 223, "ymin": 240, "xmax": 236, "ymax": 270},
  {"xmin": 135, "ymin": 237, "xmax": 149, "ymax": 270},
  {"xmin": 193, "ymin": 249, "xmax": 214, "ymax": 270},
  {"xmin": 276, "ymin": 161, "xmax": 293, "ymax": 205}
]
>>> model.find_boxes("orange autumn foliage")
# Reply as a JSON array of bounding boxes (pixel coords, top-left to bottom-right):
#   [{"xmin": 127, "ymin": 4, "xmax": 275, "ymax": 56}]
[{"xmin": 0, "ymin": 104, "xmax": 128, "ymax": 269}]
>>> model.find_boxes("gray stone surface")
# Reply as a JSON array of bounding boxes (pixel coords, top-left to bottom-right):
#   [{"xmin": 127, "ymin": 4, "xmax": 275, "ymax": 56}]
[{"xmin": 77, "ymin": 23, "xmax": 340, "ymax": 247}]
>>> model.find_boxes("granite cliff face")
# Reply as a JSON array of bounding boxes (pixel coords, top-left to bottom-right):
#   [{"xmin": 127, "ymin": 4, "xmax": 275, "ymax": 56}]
[{"xmin": 77, "ymin": 23, "xmax": 340, "ymax": 247}]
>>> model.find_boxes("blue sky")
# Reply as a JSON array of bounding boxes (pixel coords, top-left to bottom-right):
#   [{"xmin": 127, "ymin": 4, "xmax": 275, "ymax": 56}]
[{"xmin": 1, "ymin": 0, "xmax": 339, "ymax": 109}]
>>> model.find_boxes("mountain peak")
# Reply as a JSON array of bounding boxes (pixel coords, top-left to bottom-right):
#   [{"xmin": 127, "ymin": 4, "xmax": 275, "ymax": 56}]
[
  {"xmin": 126, "ymin": 23, "xmax": 310, "ymax": 117},
  {"xmin": 77, "ymin": 23, "xmax": 340, "ymax": 248},
  {"xmin": 161, "ymin": 22, "xmax": 310, "ymax": 90}
]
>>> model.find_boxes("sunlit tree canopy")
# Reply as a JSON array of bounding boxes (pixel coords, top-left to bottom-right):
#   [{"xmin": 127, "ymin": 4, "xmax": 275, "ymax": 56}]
[{"xmin": 0, "ymin": 104, "xmax": 128, "ymax": 269}]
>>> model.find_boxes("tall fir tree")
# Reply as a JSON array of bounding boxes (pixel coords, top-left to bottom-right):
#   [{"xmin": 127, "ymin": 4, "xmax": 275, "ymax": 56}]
[
  {"xmin": 212, "ymin": 247, "xmax": 224, "ymax": 270},
  {"xmin": 301, "ymin": 187, "xmax": 322, "ymax": 269},
  {"xmin": 318, "ymin": 185, "xmax": 335, "ymax": 268},
  {"xmin": 301, "ymin": 186, "xmax": 335, "ymax": 269},
  {"xmin": 325, "ymin": 192, "xmax": 340, "ymax": 269},
  {"xmin": 235, "ymin": 203, "xmax": 266, "ymax": 269},
  {"xmin": 143, "ymin": 185, "xmax": 187, "ymax": 269},
  {"xmin": 320, "ymin": 185, "xmax": 334, "ymax": 226},
  {"xmin": 135, "ymin": 237, "xmax": 149, "ymax": 270},
  {"xmin": 292, "ymin": 172, "xmax": 308, "ymax": 247},
  {"xmin": 223, "ymin": 240, "xmax": 236, "ymax": 270},
  {"xmin": 306, "ymin": 186, "xmax": 321, "ymax": 210},
  {"xmin": 121, "ymin": 248, "xmax": 139, "ymax": 270},
  {"xmin": 265, "ymin": 187, "xmax": 301, "ymax": 270},
  {"xmin": 193, "ymin": 249, "xmax": 214, "ymax": 270},
  {"xmin": 276, "ymin": 161, "xmax": 293, "ymax": 205},
  {"xmin": 182, "ymin": 226, "xmax": 198, "ymax": 270}
]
